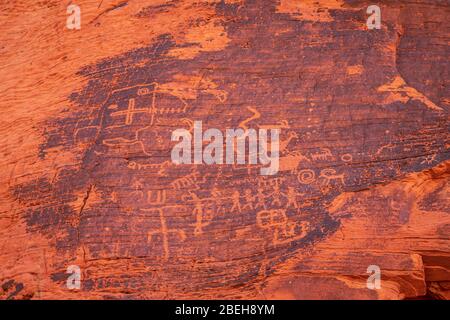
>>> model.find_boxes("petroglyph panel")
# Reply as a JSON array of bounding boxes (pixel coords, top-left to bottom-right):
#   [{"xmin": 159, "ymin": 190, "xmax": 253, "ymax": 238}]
[{"xmin": 1, "ymin": 0, "xmax": 449, "ymax": 299}]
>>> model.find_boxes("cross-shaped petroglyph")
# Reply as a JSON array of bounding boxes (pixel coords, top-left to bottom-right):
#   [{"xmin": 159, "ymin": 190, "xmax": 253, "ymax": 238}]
[
  {"xmin": 110, "ymin": 98, "xmax": 149, "ymax": 125},
  {"xmin": 108, "ymin": 83, "xmax": 189, "ymax": 128},
  {"xmin": 145, "ymin": 208, "xmax": 186, "ymax": 261}
]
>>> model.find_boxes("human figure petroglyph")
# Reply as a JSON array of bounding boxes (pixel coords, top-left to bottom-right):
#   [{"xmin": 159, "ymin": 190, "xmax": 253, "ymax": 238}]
[
  {"xmin": 319, "ymin": 169, "xmax": 346, "ymax": 186},
  {"xmin": 242, "ymin": 189, "xmax": 255, "ymax": 211},
  {"xmin": 285, "ymin": 187, "xmax": 299, "ymax": 209},
  {"xmin": 131, "ymin": 179, "xmax": 145, "ymax": 199},
  {"xmin": 270, "ymin": 182, "xmax": 284, "ymax": 207},
  {"xmin": 255, "ymin": 188, "xmax": 267, "ymax": 210},
  {"xmin": 146, "ymin": 208, "xmax": 186, "ymax": 261},
  {"xmin": 191, "ymin": 192, "xmax": 206, "ymax": 236},
  {"xmin": 181, "ymin": 191, "xmax": 215, "ymax": 236},
  {"xmin": 230, "ymin": 191, "xmax": 242, "ymax": 213},
  {"xmin": 211, "ymin": 187, "xmax": 225, "ymax": 214}
]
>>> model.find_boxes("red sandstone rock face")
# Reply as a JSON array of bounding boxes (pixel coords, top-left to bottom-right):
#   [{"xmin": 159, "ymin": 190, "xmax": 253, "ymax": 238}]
[{"xmin": 0, "ymin": 0, "xmax": 448, "ymax": 299}]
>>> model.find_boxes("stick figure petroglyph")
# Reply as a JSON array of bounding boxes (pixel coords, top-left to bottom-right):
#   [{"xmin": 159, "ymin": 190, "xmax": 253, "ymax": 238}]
[
  {"xmin": 191, "ymin": 192, "xmax": 206, "ymax": 236},
  {"xmin": 285, "ymin": 187, "xmax": 299, "ymax": 209},
  {"xmin": 270, "ymin": 182, "xmax": 284, "ymax": 207},
  {"xmin": 231, "ymin": 190, "xmax": 242, "ymax": 213},
  {"xmin": 182, "ymin": 191, "xmax": 211, "ymax": 236},
  {"xmin": 131, "ymin": 179, "xmax": 145, "ymax": 199},
  {"xmin": 242, "ymin": 189, "xmax": 255, "ymax": 211},
  {"xmin": 255, "ymin": 188, "xmax": 267, "ymax": 210}
]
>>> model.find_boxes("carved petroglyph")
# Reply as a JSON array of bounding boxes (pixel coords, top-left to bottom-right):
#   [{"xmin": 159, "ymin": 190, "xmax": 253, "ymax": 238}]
[
  {"xmin": 96, "ymin": 83, "xmax": 191, "ymax": 160},
  {"xmin": 279, "ymin": 151, "xmax": 310, "ymax": 173},
  {"xmin": 110, "ymin": 98, "xmax": 146, "ymax": 125},
  {"xmin": 270, "ymin": 182, "xmax": 284, "ymax": 207},
  {"xmin": 181, "ymin": 191, "xmax": 213, "ymax": 236},
  {"xmin": 230, "ymin": 190, "xmax": 242, "ymax": 213},
  {"xmin": 319, "ymin": 169, "xmax": 345, "ymax": 186},
  {"xmin": 341, "ymin": 153, "xmax": 353, "ymax": 163},
  {"xmin": 285, "ymin": 187, "xmax": 300, "ymax": 209},
  {"xmin": 376, "ymin": 143, "xmax": 395, "ymax": 156},
  {"xmin": 147, "ymin": 190, "xmax": 167, "ymax": 205},
  {"xmin": 242, "ymin": 189, "xmax": 255, "ymax": 211},
  {"xmin": 421, "ymin": 154, "xmax": 437, "ymax": 165},
  {"xmin": 238, "ymin": 106, "xmax": 290, "ymax": 132},
  {"xmin": 239, "ymin": 106, "xmax": 261, "ymax": 130},
  {"xmin": 278, "ymin": 131, "xmax": 298, "ymax": 153},
  {"xmin": 258, "ymin": 120, "xmax": 290, "ymax": 130},
  {"xmin": 170, "ymin": 168, "xmax": 206, "ymax": 190},
  {"xmin": 127, "ymin": 160, "xmax": 171, "ymax": 176},
  {"xmin": 311, "ymin": 148, "xmax": 334, "ymax": 161},
  {"xmin": 256, "ymin": 209, "xmax": 309, "ymax": 245},
  {"xmin": 146, "ymin": 208, "xmax": 186, "ymax": 261},
  {"xmin": 131, "ymin": 178, "xmax": 145, "ymax": 199},
  {"xmin": 297, "ymin": 169, "xmax": 315, "ymax": 184}
]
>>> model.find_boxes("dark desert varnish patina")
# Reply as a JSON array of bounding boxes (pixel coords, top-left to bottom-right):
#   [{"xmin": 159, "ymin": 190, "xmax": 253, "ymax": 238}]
[{"xmin": 0, "ymin": 0, "xmax": 449, "ymax": 299}]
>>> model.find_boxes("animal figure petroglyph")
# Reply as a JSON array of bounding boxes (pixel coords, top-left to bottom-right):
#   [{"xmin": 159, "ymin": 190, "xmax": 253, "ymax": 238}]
[
  {"xmin": 311, "ymin": 148, "xmax": 334, "ymax": 161},
  {"xmin": 170, "ymin": 169, "xmax": 206, "ymax": 190},
  {"xmin": 278, "ymin": 131, "xmax": 298, "ymax": 153},
  {"xmin": 279, "ymin": 150, "xmax": 310, "ymax": 173},
  {"xmin": 319, "ymin": 169, "xmax": 345, "ymax": 186},
  {"xmin": 127, "ymin": 160, "xmax": 171, "ymax": 176}
]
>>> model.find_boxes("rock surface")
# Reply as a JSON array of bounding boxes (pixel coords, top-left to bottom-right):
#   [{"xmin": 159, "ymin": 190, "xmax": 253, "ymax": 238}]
[{"xmin": 0, "ymin": 0, "xmax": 448, "ymax": 299}]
